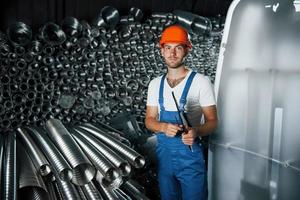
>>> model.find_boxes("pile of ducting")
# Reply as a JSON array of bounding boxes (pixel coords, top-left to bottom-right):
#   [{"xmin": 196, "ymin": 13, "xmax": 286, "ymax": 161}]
[
  {"xmin": 0, "ymin": 6, "xmax": 223, "ymax": 133},
  {"xmin": 0, "ymin": 118, "xmax": 148, "ymax": 200},
  {"xmin": 0, "ymin": 5, "xmax": 224, "ymax": 199}
]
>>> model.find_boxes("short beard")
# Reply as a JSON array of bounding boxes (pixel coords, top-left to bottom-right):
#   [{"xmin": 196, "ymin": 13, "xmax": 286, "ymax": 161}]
[{"xmin": 166, "ymin": 56, "xmax": 186, "ymax": 69}]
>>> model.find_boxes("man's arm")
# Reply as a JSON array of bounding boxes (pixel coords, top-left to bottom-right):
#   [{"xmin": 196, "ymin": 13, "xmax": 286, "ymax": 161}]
[
  {"xmin": 145, "ymin": 106, "xmax": 181, "ymax": 137},
  {"xmin": 182, "ymin": 105, "xmax": 218, "ymax": 145}
]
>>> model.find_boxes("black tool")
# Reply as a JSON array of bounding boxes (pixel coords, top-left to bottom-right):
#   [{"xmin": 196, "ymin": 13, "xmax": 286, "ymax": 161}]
[{"xmin": 171, "ymin": 91, "xmax": 193, "ymax": 151}]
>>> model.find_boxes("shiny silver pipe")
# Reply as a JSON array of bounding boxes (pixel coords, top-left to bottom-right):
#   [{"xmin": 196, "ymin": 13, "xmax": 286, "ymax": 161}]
[
  {"xmin": 76, "ymin": 186, "xmax": 88, "ymax": 200},
  {"xmin": 173, "ymin": 10, "xmax": 212, "ymax": 35},
  {"xmin": 70, "ymin": 129, "xmax": 121, "ymax": 184},
  {"xmin": 121, "ymin": 180, "xmax": 150, "ymax": 200},
  {"xmin": 94, "ymin": 172, "xmax": 120, "ymax": 200},
  {"xmin": 45, "ymin": 119, "xmax": 95, "ymax": 185},
  {"xmin": 61, "ymin": 17, "xmax": 82, "ymax": 38},
  {"xmin": 55, "ymin": 179, "xmax": 81, "ymax": 200},
  {"xmin": 26, "ymin": 127, "xmax": 73, "ymax": 181},
  {"xmin": 72, "ymin": 127, "xmax": 131, "ymax": 176},
  {"xmin": 100, "ymin": 6, "xmax": 119, "ymax": 28},
  {"xmin": 84, "ymin": 123, "xmax": 131, "ymax": 147},
  {"xmin": 1, "ymin": 132, "xmax": 17, "ymax": 200},
  {"xmin": 77, "ymin": 125, "xmax": 145, "ymax": 168},
  {"xmin": 16, "ymin": 128, "xmax": 52, "ymax": 176},
  {"xmin": 113, "ymin": 188, "xmax": 132, "ymax": 200},
  {"xmin": 81, "ymin": 182, "xmax": 103, "ymax": 200},
  {"xmin": 7, "ymin": 21, "xmax": 32, "ymax": 46},
  {"xmin": 45, "ymin": 182, "xmax": 58, "ymax": 200},
  {"xmin": 41, "ymin": 22, "xmax": 66, "ymax": 46},
  {"xmin": 17, "ymin": 141, "xmax": 49, "ymax": 200},
  {"xmin": 0, "ymin": 135, "xmax": 4, "ymax": 197}
]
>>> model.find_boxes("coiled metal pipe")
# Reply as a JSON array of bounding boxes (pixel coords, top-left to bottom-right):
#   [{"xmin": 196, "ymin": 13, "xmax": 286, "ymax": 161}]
[
  {"xmin": 121, "ymin": 180, "xmax": 150, "ymax": 200},
  {"xmin": 1, "ymin": 132, "xmax": 17, "ymax": 200},
  {"xmin": 26, "ymin": 127, "xmax": 73, "ymax": 181},
  {"xmin": 45, "ymin": 119, "xmax": 95, "ymax": 185},
  {"xmin": 55, "ymin": 179, "xmax": 81, "ymax": 200},
  {"xmin": 81, "ymin": 182, "xmax": 103, "ymax": 200},
  {"xmin": 94, "ymin": 172, "xmax": 120, "ymax": 200},
  {"xmin": 72, "ymin": 127, "xmax": 131, "ymax": 177},
  {"xmin": 7, "ymin": 22, "xmax": 32, "ymax": 46},
  {"xmin": 16, "ymin": 128, "xmax": 52, "ymax": 177},
  {"xmin": 77, "ymin": 125, "xmax": 145, "ymax": 168},
  {"xmin": 41, "ymin": 22, "xmax": 66, "ymax": 46},
  {"xmin": 70, "ymin": 128, "xmax": 121, "ymax": 186},
  {"xmin": 17, "ymin": 142, "xmax": 49, "ymax": 200}
]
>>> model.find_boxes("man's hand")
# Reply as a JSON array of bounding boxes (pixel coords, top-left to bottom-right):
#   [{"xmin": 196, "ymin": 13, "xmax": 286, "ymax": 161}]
[
  {"xmin": 161, "ymin": 123, "xmax": 181, "ymax": 137},
  {"xmin": 182, "ymin": 127, "xmax": 198, "ymax": 145}
]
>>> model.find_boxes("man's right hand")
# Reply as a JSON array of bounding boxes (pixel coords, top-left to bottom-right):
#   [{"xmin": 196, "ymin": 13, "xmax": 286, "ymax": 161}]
[{"xmin": 161, "ymin": 123, "xmax": 182, "ymax": 137}]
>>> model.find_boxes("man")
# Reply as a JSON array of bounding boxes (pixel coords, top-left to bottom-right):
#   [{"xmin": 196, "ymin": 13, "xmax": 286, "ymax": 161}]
[{"xmin": 145, "ymin": 24, "xmax": 218, "ymax": 200}]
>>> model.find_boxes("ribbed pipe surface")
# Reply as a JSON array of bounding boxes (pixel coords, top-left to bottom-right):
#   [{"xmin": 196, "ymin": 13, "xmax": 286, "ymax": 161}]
[
  {"xmin": 70, "ymin": 129, "xmax": 121, "ymax": 185},
  {"xmin": 72, "ymin": 127, "xmax": 131, "ymax": 176},
  {"xmin": 16, "ymin": 127, "xmax": 51, "ymax": 176},
  {"xmin": 45, "ymin": 119, "xmax": 95, "ymax": 185},
  {"xmin": 94, "ymin": 173, "xmax": 119, "ymax": 200},
  {"xmin": 17, "ymin": 141, "xmax": 49, "ymax": 200},
  {"xmin": 0, "ymin": 135, "xmax": 4, "ymax": 194},
  {"xmin": 113, "ymin": 188, "xmax": 132, "ymax": 200},
  {"xmin": 1, "ymin": 133, "xmax": 17, "ymax": 200},
  {"xmin": 26, "ymin": 127, "xmax": 73, "ymax": 181},
  {"xmin": 78, "ymin": 125, "xmax": 145, "ymax": 168},
  {"xmin": 55, "ymin": 179, "xmax": 81, "ymax": 200},
  {"xmin": 81, "ymin": 182, "xmax": 103, "ymax": 200},
  {"xmin": 121, "ymin": 180, "xmax": 150, "ymax": 200}
]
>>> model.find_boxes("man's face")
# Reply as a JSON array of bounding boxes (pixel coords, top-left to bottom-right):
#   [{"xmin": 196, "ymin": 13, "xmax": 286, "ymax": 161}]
[{"xmin": 161, "ymin": 43, "xmax": 189, "ymax": 69}]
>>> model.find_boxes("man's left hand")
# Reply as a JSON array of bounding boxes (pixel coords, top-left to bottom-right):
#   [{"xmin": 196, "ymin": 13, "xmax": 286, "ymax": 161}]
[{"xmin": 181, "ymin": 126, "xmax": 197, "ymax": 146}]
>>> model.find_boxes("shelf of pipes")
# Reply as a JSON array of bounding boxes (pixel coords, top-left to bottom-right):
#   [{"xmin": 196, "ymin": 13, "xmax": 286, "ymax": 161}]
[{"xmin": 0, "ymin": 1, "xmax": 227, "ymax": 199}]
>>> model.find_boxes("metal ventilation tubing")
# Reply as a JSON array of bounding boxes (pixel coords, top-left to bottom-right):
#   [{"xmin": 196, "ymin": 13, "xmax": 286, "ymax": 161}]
[
  {"xmin": 72, "ymin": 127, "xmax": 131, "ymax": 176},
  {"xmin": 77, "ymin": 125, "xmax": 145, "ymax": 169},
  {"xmin": 69, "ymin": 128, "xmax": 121, "ymax": 186},
  {"xmin": 1, "ymin": 132, "xmax": 17, "ymax": 200},
  {"xmin": 45, "ymin": 119, "xmax": 95, "ymax": 186},
  {"xmin": 121, "ymin": 180, "xmax": 150, "ymax": 200},
  {"xmin": 26, "ymin": 127, "xmax": 73, "ymax": 182},
  {"xmin": 81, "ymin": 182, "xmax": 103, "ymax": 200},
  {"xmin": 17, "ymin": 141, "xmax": 49, "ymax": 200},
  {"xmin": 16, "ymin": 127, "xmax": 52, "ymax": 177}
]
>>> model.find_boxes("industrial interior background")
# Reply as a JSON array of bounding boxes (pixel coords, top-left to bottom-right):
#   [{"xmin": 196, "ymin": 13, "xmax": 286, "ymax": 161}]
[{"xmin": 1, "ymin": 0, "xmax": 299, "ymax": 200}]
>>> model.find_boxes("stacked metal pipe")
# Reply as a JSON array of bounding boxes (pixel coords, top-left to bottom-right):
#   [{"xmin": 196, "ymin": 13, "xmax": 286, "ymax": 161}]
[
  {"xmin": 0, "ymin": 6, "xmax": 223, "ymax": 132},
  {"xmin": 0, "ymin": 118, "xmax": 147, "ymax": 199},
  {"xmin": 0, "ymin": 6, "xmax": 224, "ymax": 199}
]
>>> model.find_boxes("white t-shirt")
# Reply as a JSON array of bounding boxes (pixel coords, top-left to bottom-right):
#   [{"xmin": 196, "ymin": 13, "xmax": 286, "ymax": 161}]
[{"xmin": 147, "ymin": 70, "xmax": 216, "ymax": 126}]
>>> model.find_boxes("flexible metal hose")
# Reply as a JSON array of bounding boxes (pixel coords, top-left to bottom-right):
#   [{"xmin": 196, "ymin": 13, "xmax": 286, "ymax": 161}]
[
  {"xmin": 45, "ymin": 119, "xmax": 95, "ymax": 186},
  {"xmin": 121, "ymin": 180, "xmax": 150, "ymax": 200},
  {"xmin": 81, "ymin": 182, "xmax": 103, "ymax": 200},
  {"xmin": 16, "ymin": 128, "xmax": 52, "ymax": 177},
  {"xmin": 77, "ymin": 125, "xmax": 145, "ymax": 168},
  {"xmin": 72, "ymin": 127, "xmax": 131, "ymax": 177},
  {"xmin": 17, "ymin": 141, "xmax": 49, "ymax": 200},
  {"xmin": 1, "ymin": 133, "xmax": 17, "ymax": 200},
  {"xmin": 26, "ymin": 127, "xmax": 73, "ymax": 182},
  {"xmin": 70, "ymin": 129, "xmax": 121, "ymax": 185}
]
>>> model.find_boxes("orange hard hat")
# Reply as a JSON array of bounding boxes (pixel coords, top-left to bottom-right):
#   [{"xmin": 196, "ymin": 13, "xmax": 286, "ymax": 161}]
[{"xmin": 159, "ymin": 25, "xmax": 192, "ymax": 48}]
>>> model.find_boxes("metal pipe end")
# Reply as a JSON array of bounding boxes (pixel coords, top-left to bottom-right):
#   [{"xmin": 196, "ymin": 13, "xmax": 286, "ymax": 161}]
[
  {"xmin": 119, "ymin": 162, "xmax": 132, "ymax": 176},
  {"xmin": 71, "ymin": 163, "xmax": 95, "ymax": 186},
  {"xmin": 60, "ymin": 168, "xmax": 73, "ymax": 182},
  {"xmin": 39, "ymin": 164, "xmax": 52, "ymax": 177},
  {"xmin": 105, "ymin": 168, "xmax": 120, "ymax": 182},
  {"xmin": 134, "ymin": 156, "xmax": 145, "ymax": 168},
  {"xmin": 102, "ymin": 174, "xmax": 123, "ymax": 189}
]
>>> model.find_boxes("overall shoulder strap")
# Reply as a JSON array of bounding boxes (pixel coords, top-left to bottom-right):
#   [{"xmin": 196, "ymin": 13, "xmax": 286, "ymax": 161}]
[
  {"xmin": 179, "ymin": 71, "xmax": 197, "ymax": 111},
  {"xmin": 158, "ymin": 74, "xmax": 166, "ymax": 111}
]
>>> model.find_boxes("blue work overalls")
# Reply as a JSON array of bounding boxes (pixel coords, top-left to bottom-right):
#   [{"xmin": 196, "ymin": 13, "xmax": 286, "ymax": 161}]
[{"xmin": 156, "ymin": 71, "xmax": 207, "ymax": 200}]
